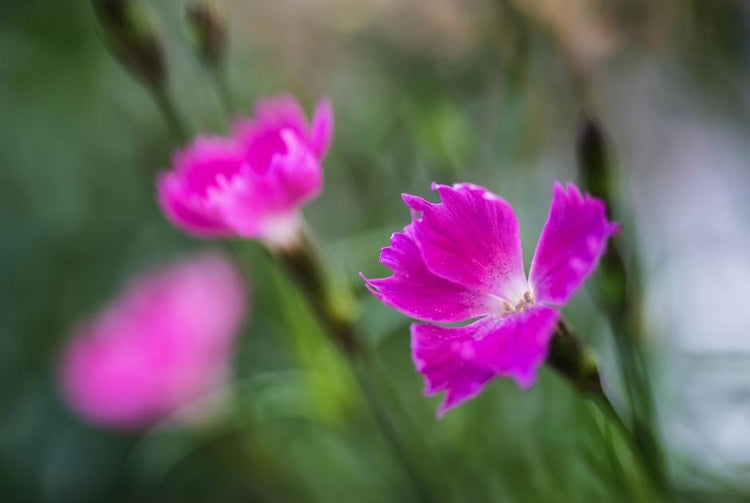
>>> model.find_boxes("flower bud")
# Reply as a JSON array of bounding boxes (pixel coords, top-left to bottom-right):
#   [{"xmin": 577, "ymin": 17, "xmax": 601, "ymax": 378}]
[
  {"xmin": 92, "ymin": 0, "xmax": 166, "ymax": 87},
  {"xmin": 576, "ymin": 117, "xmax": 610, "ymax": 201},
  {"xmin": 186, "ymin": 1, "xmax": 227, "ymax": 70},
  {"xmin": 576, "ymin": 117, "xmax": 629, "ymax": 319}
]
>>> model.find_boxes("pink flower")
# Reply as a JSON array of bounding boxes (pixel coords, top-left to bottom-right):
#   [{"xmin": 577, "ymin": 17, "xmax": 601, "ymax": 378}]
[
  {"xmin": 58, "ymin": 253, "xmax": 248, "ymax": 429},
  {"xmin": 157, "ymin": 94, "xmax": 334, "ymax": 247},
  {"xmin": 362, "ymin": 182, "xmax": 618, "ymax": 416}
]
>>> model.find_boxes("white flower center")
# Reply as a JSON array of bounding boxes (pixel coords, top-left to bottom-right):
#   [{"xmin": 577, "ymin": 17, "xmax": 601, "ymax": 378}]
[
  {"xmin": 489, "ymin": 290, "xmax": 536, "ymax": 316},
  {"xmin": 260, "ymin": 213, "xmax": 303, "ymax": 250}
]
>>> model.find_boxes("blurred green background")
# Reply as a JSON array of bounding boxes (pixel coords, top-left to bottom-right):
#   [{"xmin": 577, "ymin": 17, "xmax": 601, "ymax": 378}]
[{"xmin": 3, "ymin": 0, "xmax": 750, "ymax": 502}]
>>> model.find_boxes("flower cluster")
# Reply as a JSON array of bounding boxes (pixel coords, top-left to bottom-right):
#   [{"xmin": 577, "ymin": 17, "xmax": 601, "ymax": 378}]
[
  {"xmin": 158, "ymin": 94, "xmax": 333, "ymax": 248},
  {"xmin": 59, "ymin": 253, "xmax": 247, "ymax": 429},
  {"xmin": 363, "ymin": 182, "xmax": 618, "ymax": 415},
  {"xmin": 62, "ymin": 86, "xmax": 619, "ymax": 427}
]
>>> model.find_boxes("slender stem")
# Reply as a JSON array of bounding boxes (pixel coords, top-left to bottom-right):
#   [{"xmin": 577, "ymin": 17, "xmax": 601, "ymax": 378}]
[
  {"xmin": 547, "ymin": 321, "xmax": 671, "ymax": 499},
  {"xmin": 589, "ymin": 393, "xmax": 645, "ymax": 477},
  {"xmin": 271, "ymin": 224, "xmax": 441, "ymax": 503},
  {"xmin": 546, "ymin": 320, "xmax": 602, "ymax": 393},
  {"xmin": 577, "ymin": 116, "xmax": 669, "ymax": 498},
  {"xmin": 273, "ymin": 223, "xmax": 361, "ymax": 356},
  {"xmin": 229, "ymin": 237, "xmax": 436, "ymax": 500},
  {"xmin": 149, "ymin": 84, "xmax": 188, "ymax": 144},
  {"xmin": 351, "ymin": 359, "xmax": 440, "ymax": 503},
  {"xmin": 212, "ymin": 67, "xmax": 234, "ymax": 120},
  {"xmin": 609, "ymin": 305, "xmax": 665, "ymax": 473},
  {"xmin": 590, "ymin": 393, "xmax": 670, "ymax": 500}
]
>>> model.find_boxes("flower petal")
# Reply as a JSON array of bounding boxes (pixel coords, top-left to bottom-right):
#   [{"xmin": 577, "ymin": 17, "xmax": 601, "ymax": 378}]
[
  {"xmin": 309, "ymin": 98, "xmax": 334, "ymax": 160},
  {"xmin": 362, "ymin": 224, "xmax": 491, "ymax": 323},
  {"xmin": 250, "ymin": 93, "xmax": 309, "ymax": 137},
  {"xmin": 270, "ymin": 130, "xmax": 323, "ymax": 206},
  {"xmin": 411, "ymin": 306, "xmax": 559, "ymax": 416},
  {"xmin": 173, "ymin": 136, "xmax": 244, "ymax": 196},
  {"xmin": 156, "ymin": 172, "xmax": 233, "ymax": 238},
  {"xmin": 471, "ymin": 306, "xmax": 560, "ymax": 387},
  {"xmin": 529, "ymin": 182, "xmax": 619, "ymax": 305},
  {"xmin": 213, "ymin": 131, "xmax": 321, "ymax": 241},
  {"xmin": 232, "ymin": 94, "xmax": 309, "ymax": 173},
  {"xmin": 404, "ymin": 183, "xmax": 528, "ymax": 303}
]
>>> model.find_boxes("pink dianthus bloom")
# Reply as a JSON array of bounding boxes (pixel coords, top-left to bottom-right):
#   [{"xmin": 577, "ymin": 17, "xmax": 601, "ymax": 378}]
[
  {"xmin": 59, "ymin": 253, "xmax": 248, "ymax": 429},
  {"xmin": 362, "ymin": 182, "xmax": 618, "ymax": 416},
  {"xmin": 157, "ymin": 94, "xmax": 334, "ymax": 248}
]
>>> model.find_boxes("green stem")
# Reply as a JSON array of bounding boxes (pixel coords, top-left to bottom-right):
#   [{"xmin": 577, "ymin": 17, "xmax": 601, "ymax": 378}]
[
  {"xmin": 271, "ymin": 223, "xmax": 440, "ymax": 503},
  {"xmin": 547, "ymin": 321, "xmax": 671, "ymax": 499},
  {"xmin": 577, "ymin": 116, "xmax": 669, "ymax": 499},
  {"xmin": 273, "ymin": 223, "xmax": 361, "ymax": 356},
  {"xmin": 351, "ymin": 359, "xmax": 441, "ymax": 503},
  {"xmin": 149, "ymin": 84, "xmax": 188, "ymax": 144},
  {"xmin": 212, "ymin": 67, "xmax": 234, "ymax": 120},
  {"xmin": 591, "ymin": 392, "xmax": 670, "ymax": 500},
  {"xmin": 546, "ymin": 320, "xmax": 602, "ymax": 393},
  {"xmin": 613, "ymin": 319, "xmax": 669, "ymax": 498}
]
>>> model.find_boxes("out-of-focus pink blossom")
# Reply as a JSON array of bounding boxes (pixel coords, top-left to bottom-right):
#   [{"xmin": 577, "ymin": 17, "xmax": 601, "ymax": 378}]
[
  {"xmin": 59, "ymin": 253, "xmax": 248, "ymax": 429},
  {"xmin": 362, "ymin": 182, "xmax": 618, "ymax": 416},
  {"xmin": 157, "ymin": 94, "xmax": 333, "ymax": 248}
]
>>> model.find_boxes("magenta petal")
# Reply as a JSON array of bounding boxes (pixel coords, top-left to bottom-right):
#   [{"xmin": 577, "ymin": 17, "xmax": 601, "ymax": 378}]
[
  {"xmin": 251, "ymin": 93, "xmax": 309, "ymax": 138},
  {"xmin": 58, "ymin": 253, "xmax": 247, "ymax": 429},
  {"xmin": 173, "ymin": 136, "xmax": 244, "ymax": 196},
  {"xmin": 213, "ymin": 131, "xmax": 320, "ymax": 241},
  {"xmin": 471, "ymin": 306, "xmax": 559, "ymax": 387},
  {"xmin": 411, "ymin": 306, "xmax": 559, "ymax": 416},
  {"xmin": 270, "ymin": 130, "xmax": 323, "ymax": 207},
  {"xmin": 232, "ymin": 94, "xmax": 310, "ymax": 173},
  {"xmin": 156, "ymin": 137, "xmax": 243, "ymax": 238},
  {"xmin": 529, "ymin": 182, "xmax": 619, "ymax": 305},
  {"xmin": 309, "ymin": 98, "xmax": 334, "ymax": 160},
  {"xmin": 157, "ymin": 94, "xmax": 330, "ymax": 244},
  {"xmin": 404, "ymin": 183, "xmax": 528, "ymax": 303},
  {"xmin": 362, "ymin": 226, "xmax": 491, "ymax": 323},
  {"xmin": 411, "ymin": 321, "xmax": 497, "ymax": 417},
  {"xmin": 156, "ymin": 172, "xmax": 233, "ymax": 238}
]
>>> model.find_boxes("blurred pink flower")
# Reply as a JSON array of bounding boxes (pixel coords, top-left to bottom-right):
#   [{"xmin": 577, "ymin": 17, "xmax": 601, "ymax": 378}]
[
  {"xmin": 59, "ymin": 253, "xmax": 248, "ymax": 429},
  {"xmin": 157, "ymin": 94, "xmax": 333, "ymax": 248},
  {"xmin": 362, "ymin": 182, "xmax": 618, "ymax": 416}
]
